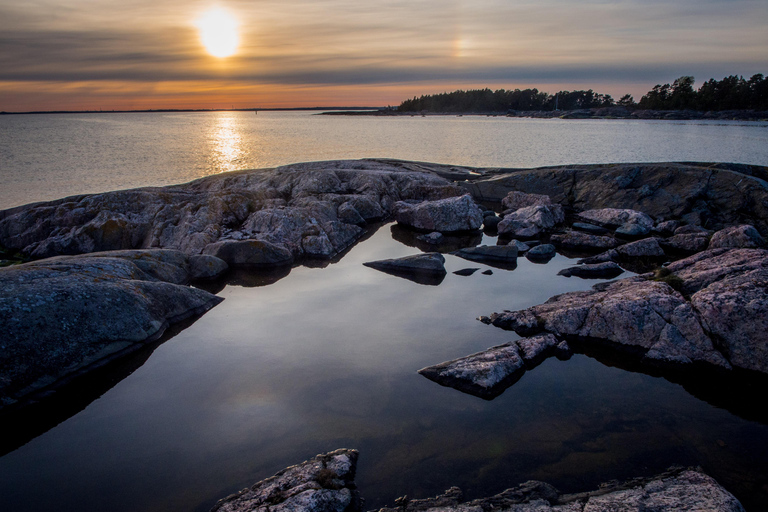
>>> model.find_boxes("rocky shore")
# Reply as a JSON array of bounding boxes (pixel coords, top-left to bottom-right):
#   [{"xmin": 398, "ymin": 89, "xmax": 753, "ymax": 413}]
[
  {"xmin": 3, "ymin": 158, "xmax": 768, "ymax": 510},
  {"xmin": 212, "ymin": 450, "xmax": 745, "ymax": 512}
]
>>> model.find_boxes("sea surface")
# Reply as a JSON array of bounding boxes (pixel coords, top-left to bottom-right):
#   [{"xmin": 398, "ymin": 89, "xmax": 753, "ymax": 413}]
[{"xmin": 1, "ymin": 112, "xmax": 768, "ymax": 512}]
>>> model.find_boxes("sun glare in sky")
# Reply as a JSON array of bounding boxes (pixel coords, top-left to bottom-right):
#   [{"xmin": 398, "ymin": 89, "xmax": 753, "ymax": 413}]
[{"xmin": 196, "ymin": 7, "xmax": 239, "ymax": 58}]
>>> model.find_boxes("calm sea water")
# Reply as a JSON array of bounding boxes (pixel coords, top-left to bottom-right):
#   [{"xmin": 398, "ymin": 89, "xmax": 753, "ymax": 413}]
[
  {"xmin": 1, "ymin": 111, "xmax": 767, "ymax": 209},
  {"xmin": 1, "ymin": 113, "xmax": 768, "ymax": 511}
]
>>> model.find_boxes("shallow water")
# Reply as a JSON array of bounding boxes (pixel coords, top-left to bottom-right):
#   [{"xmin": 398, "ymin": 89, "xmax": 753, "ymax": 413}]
[
  {"xmin": 1, "ymin": 111, "xmax": 767, "ymax": 209},
  {"xmin": 1, "ymin": 227, "xmax": 767, "ymax": 511}
]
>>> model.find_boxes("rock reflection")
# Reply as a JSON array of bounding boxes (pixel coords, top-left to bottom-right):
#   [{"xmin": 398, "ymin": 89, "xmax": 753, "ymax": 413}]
[{"xmin": 390, "ymin": 224, "xmax": 482, "ymax": 253}]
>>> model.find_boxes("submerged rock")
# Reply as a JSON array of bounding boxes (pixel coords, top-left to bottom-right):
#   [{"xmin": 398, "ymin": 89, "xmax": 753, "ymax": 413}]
[
  {"xmin": 393, "ymin": 194, "xmax": 483, "ymax": 233},
  {"xmin": 210, "ymin": 449, "xmax": 361, "ymax": 512},
  {"xmin": 417, "ymin": 334, "xmax": 558, "ymax": 399},
  {"xmin": 363, "ymin": 253, "xmax": 447, "ymax": 285},
  {"xmin": 0, "ymin": 249, "xmax": 223, "ymax": 407}
]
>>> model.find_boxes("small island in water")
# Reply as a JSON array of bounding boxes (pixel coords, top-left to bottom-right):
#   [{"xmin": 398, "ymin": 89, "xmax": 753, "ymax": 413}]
[{"xmin": 1, "ymin": 158, "xmax": 767, "ymax": 510}]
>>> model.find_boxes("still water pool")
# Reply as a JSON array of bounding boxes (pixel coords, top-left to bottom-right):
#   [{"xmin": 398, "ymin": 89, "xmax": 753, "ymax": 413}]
[{"xmin": 1, "ymin": 226, "xmax": 767, "ymax": 511}]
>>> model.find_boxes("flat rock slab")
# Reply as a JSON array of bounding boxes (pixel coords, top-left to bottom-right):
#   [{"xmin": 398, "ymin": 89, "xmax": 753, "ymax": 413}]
[
  {"xmin": 363, "ymin": 253, "xmax": 447, "ymax": 285},
  {"xmin": 418, "ymin": 334, "xmax": 559, "ymax": 399},
  {"xmin": 550, "ymin": 231, "xmax": 620, "ymax": 251},
  {"xmin": 558, "ymin": 262, "xmax": 624, "ymax": 279},
  {"xmin": 452, "ymin": 245, "xmax": 518, "ymax": 264},
  {"xmin": 0, "ymin": 249, "xmax": 223, "ymax": 407},
  {"xmin": 501, "ymin": 191, "xmax": 553, "ymax": 211},
  {"xmin": 211, "ymin": 449, "xmax": 361, "ymax": 512}
]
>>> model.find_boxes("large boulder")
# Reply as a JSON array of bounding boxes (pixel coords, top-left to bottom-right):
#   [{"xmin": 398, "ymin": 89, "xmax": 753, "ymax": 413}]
[
  {"xmin": 709, "ymin": 224, "xmax": 764, "ymax": 249},
  {"xmin": 393, "ymin": 194, "xmax": 483, "ymax": 233},
  {"xmin": 0, "ymin": 249, "xmax": 223, "ymax": 407},
  {"xmin": 501, "ymin": 191, "xmax": 553, "ymax": 212},
  {"xmin": 211, "ymin": 449, "xmax": 361, "ymax": 512},
  {"xmin": 497, "ymin": 204, "xmax": 564, "ymax": 238},
  {"xmin": 577, "ymin": 208, "xmax": 654, "ymax": 231},
  {"xmin": 203, "ymin": 240, "xmax": 294, "ymax": 267}
]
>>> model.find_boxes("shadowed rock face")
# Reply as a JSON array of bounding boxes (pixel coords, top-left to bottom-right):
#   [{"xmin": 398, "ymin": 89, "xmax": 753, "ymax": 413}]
[
  {"xmin": 363, "ymin": 253, "xmax": 447, "ymax": 285},
  {"xmin": 0, "ymin": 161, "xmax": 462, "ymax": 264},
  {"xmin": 210, "ymin": 449, "xmax": 361, "ymax": 512},
  {"xmin": 0, "ymin": 249, "xmax": 224, "ymax": 407}
]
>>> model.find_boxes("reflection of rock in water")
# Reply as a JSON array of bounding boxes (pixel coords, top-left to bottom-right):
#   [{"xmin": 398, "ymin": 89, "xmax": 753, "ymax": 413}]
[
  {"xmin": 0, "ymin": 316, "xmax": 202, "ymax": 457},
  {"xmin": 390, "ymin": 224, "xmax": 482, "ymax": 253}
]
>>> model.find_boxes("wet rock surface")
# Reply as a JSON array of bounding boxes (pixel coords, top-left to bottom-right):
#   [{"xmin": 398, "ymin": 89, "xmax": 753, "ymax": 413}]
[
  {"xmin": 0, "ymin": 249, "xmax": 224, "ymax": 407},
  {"xmin": 363, "ymin": 253, "xmax": 447, "ymax": 285},
  {"xmin": 211, "ymin": 449, "xmax": 361, "ymax": 512}
]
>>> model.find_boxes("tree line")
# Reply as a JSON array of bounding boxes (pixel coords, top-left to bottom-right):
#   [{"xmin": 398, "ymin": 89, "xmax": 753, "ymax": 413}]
[{"xmin": 397, "ymin": 74, "xmax": 768, "ymax": 112}]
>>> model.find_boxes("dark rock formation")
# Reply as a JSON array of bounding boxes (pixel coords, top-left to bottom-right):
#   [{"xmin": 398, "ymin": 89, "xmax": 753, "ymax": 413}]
[
  {"xmin": 572, "ymin": 222, "xmax": 610, "ymax": 235},
  {"xmin": 0, "ymin": 160, "xmax": 462, "ymax": 264},
  {"xmin": 210, "ymin": 449, "xmax": 361, "ymax": 512},
  {"xmin": 461, "ymin": 162, "xmax": 768, "ymax": 236},
  {"xmin": 393, "ymin": 194, "xmax": 483, "ymax": 233},
  {"xmin": 453, "ymin": 268, "xmax": 480, "ymax": 276},
  {"xmin": 525, "ymin": 244, "xmax": 556, "ymax": 262},
  {"xmin": 497, "ymin": 204, "xmax": 564, "ymax": 238},
  {"xmin": 558, "ymin": 262, "xmax": 624, "ymax": 279},
  {"xmin": 0, "ymin": 249, "xmax": 224, "ymax": 407},
  {"xmin": 374, "ymin": 467, "xmax": 744, "ymax": 512},
  {"xmin": 577, "ymin": 208, "xmax": 654, "ymax": 232},
  {"xmin": 202, "ymin": 239, "xmax": 294, "ymax": 267},
  {"xmin": 417, "ymin": 334, "xmax": 559, "ymax": 399},
  {"xmin": 487, "ymin": 248, "xmax": 768, "ymax": 374},
  {"xmin": 661, "ymin": 233, "xmax": 710, "ymax": 255},
  {"xmin": 363, "ymin": 253, "xmax": 447, "ymax": 285}
]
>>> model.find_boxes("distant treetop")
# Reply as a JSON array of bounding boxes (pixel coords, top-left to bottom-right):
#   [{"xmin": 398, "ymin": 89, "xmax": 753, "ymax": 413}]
[{"xmin": 397, "ymin": 74, "xmax": 767, "ymax": 113}]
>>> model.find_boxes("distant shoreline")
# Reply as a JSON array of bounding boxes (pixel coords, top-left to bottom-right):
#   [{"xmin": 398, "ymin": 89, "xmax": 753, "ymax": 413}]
[
  {"xmin": 0, "ymin": 107, "xmax": 383, "ymax": 116},
  {"xmin": 320, "ymin": 107, "xmax": 768, "ymax": 121}
]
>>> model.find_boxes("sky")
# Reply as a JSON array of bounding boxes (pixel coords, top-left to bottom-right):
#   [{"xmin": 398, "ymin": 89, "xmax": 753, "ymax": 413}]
[{"xmin": 1, "ymin": 0, "xmax": 766, "ymax": 111}]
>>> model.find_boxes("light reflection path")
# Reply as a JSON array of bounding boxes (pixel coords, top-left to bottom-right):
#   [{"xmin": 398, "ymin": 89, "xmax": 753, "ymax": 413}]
[{"xmin": 208, "ymin": 113, "xmax": 245, "ymax": 174}]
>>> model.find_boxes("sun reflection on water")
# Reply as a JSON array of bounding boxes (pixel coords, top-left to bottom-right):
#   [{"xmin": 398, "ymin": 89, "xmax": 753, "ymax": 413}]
[{"xmin": 208, "ymin": 113, "xmax": 245, "ymax": 174}]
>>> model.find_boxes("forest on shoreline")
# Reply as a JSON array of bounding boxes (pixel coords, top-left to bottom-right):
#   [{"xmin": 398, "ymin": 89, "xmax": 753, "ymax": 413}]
[{"xmin": 397, "ymin": 74, "xmax": 768, "ymax": 113}]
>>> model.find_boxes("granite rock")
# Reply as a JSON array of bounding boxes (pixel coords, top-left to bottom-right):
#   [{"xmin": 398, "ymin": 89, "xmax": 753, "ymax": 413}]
[
  {"xmin": 557, "ymin": 262, "xmax": 624, "ymax": 279},
  {"xmin": 550, "ymin": 231, "xmax": 620, "ymax": 251},
  {"xmin": 497, "ymin": 204, "xmax": 564, "ymax": 238},
  {"xmin": 393, "ymin": 194, "xmax": 483, "ymax": 233},
  {"xmin": 501, "ymin": 191, "xmax": 553, "ymax": 212},
  {"xmin": 708, "ymin": 224, "xmax": 764, "ymax": 249}
]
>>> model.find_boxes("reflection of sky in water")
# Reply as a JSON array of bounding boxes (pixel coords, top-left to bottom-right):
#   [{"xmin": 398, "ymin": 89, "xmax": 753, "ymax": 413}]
[{"xmin": 1, "ymin": 226, "xmax": 767, "ymax": 512}]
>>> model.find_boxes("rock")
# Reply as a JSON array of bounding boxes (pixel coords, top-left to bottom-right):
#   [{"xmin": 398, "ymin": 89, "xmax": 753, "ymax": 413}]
[
  {"xmin": 417, "ymin": 232, "xmax": 444, "ymax": 245},
  {"xmin": 189, "ymin": 254, "xmax": 229, "ymax": 279},
  {"xmin": 558, "ymin": 262, "xmax": 624, "ymax": 279},
  {"xmin": 210, "ymin": 449, "xmax": 361, "ymax": 512},
  {"xmin": 376, "ymin": 467, "xmax": 744, "ymax": 512},
  {"xmin": 0, "ymin": 249, "xmax": 223, "ymax": 407},
  {"xmin": 675, "ymin": 224, "xmax": 711, "ymax": 235},
  {"xmin": 453, "ymin": 268, "xmax": 480, "ymax": 276},
  {"xmin": 578, "ymin": 238, "xmax": 666, "ymax": 273},
  {"xmin": 506, "ymin": 239, "xmax": 531, "ymax": 253},
  {"xmin": 452, "ymin": 245, "xmax": 518, "ymax": 264},
  {"xmin": 550, "ymin": 231, "xmax": 620, "ymax": 251},
  {"xmin": 526, "ymin": 244, "xmax": 556, "ymax": 262},
  {"xmin": 482, "ymin": 269, "xmax": 493, "ymax": 275},
  {"xmin": 661, "ymin": 233, "xmax": 710, "ymax": 254},
  {"xmin": 461, "ymin": 161, "xmax": 768, "ymax": 236},
  {"xmin": 709, "ymin": 224, "xmax": 764, "ymax": 249},
  {"xmin": 487, "ymin": 277, "xmax": 731, "ymax": 370},
  {"xmin": 482, "ymin": 215, "xmax": 500, "ymax": 231},
  {"xmin": 417, "ymin": 334, "xmax": 558, "ymax": 399},
  {"xmin": 497, "ymin": 205, "xmax": 564, "ymax": 238},
  {"xmin": 616, "ymin": 237, "xmax": 666, "ymax": 258},
  {"xmin": 615, "ymin": 221, "xmax": 651, "ymax": 238},
  {"xmin": 203, "ymin": 240, "xmax": 294, "ymax": 267},
  {"xmin": 653, "ymin": 220, "xmax": 680, "ymax": 236},
  {"xmin": 393, "ymin": 194, "xmax": 483, "ymax": 233},
  {"xmin": 577, "ymin": 208, "xmax": 654, "ymax": 230},
  {"xmin": 363, "ymin": 253, "xmax": 447, "ymax": 285},
  {"xmin": 0, "ymin": 160, "xmax": 462, "ymax": 262},
  {"xmin": 501, "ymin": 191, "xmax": 553, "ymax": 212},
  {"xmin": 572, "ymin": 222, "xmax": 610, "ymax": 235}
]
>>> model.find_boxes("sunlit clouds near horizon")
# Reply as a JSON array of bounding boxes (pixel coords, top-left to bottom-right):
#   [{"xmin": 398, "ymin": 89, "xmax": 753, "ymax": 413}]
[{"xmin": 1, "ymin": 0, "xmax": 766, "ymax": 111}]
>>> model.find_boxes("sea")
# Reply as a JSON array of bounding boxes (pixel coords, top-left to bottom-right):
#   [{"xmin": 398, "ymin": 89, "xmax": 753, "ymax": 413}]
[{"xmin": 1, "ymin": 111, "xmax": 767, "ymax": 512}]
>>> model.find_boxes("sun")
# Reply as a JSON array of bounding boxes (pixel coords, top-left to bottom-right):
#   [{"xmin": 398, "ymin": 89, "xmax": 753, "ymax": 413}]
[{"xmin": 196, "ymin": 7, "xmax": 239, "ymax": 58}]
